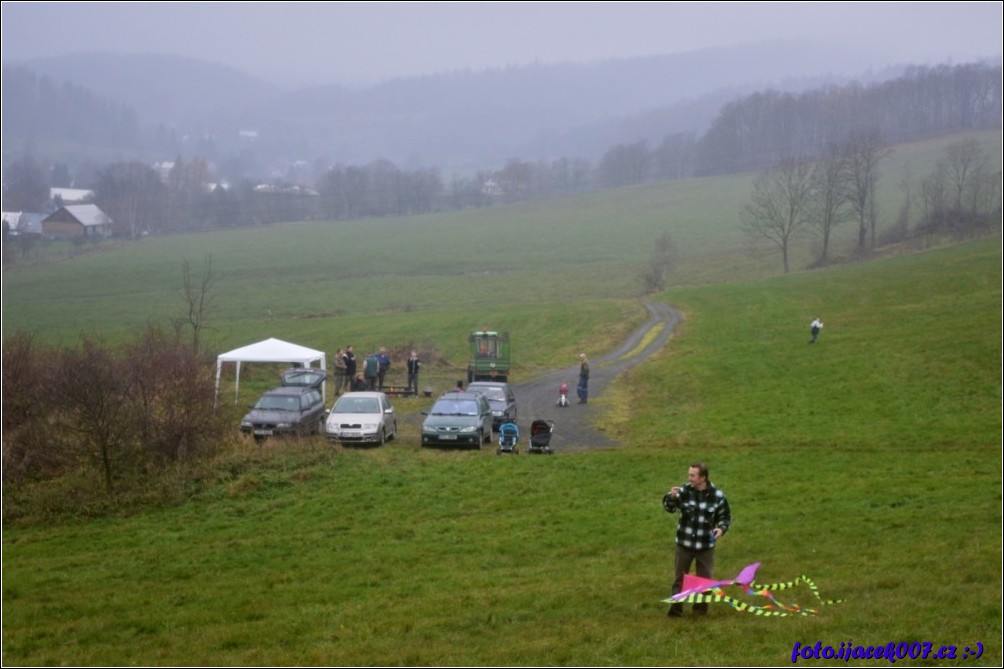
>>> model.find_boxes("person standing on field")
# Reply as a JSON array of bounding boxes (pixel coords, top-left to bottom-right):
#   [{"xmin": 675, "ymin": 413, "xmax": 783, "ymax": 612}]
[
  {"xmin": 376, "ymin": 347, "xmax": 391, "ymax": 390},
  {"xmin": 343, "ymin": 346, "xmax": 357, "ymax": 382},
  {"xmin": 333, "ymin": 348, "xmax": 347, "ymax": 394},
  {"xmin": 406, "ymin": 350, "xmax": 421, "ymax": 393},
  {"xmin": 663, "ymin": 462, "xmax": 732, "ymax": 618},
  {"xmin": 363, "ymin": 352, "xmax": 380, "ymax": 390},
  {"xmin": 577, "ymin": 353, "xmax": 590, "ymax": 404}
]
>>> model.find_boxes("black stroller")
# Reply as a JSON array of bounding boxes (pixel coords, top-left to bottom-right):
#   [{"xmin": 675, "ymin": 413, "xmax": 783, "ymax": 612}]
[
  {"xmin": 527, "ymin": 419, "xmax": 555, "ymax": 454},
  {"xmin": 497, "ymin": 422, "xmax": 519, "ymax": 455}
]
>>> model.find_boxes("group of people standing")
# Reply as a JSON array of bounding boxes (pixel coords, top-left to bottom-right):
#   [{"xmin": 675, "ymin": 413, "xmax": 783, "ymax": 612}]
[{"xmin": 332, "ymin": 346, "xmax": 422, "ymax": 394}]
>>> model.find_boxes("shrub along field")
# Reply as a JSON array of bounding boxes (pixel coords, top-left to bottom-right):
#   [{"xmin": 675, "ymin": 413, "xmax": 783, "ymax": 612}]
[{"xmin": 2, "ymin": 130, "xmax": 1000, "ymax": 665}]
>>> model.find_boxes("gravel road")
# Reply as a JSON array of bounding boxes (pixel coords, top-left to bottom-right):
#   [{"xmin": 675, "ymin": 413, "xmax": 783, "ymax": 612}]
[{"xmin": 509, "ymin": 301, "xmax": 682, "ymax": 453}]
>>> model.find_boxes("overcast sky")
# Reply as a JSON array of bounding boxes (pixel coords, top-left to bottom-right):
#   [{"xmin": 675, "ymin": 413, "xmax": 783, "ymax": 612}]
[{"xmin": 2, "ymin": 2, "xmax": 1001, "ymax": 87}]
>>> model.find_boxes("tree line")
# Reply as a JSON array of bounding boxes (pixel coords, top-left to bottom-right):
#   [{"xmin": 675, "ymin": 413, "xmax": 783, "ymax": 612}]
[
  {"xmin": 1, "ymin": 67, "xmax": 142, "ymax": 150},
  {"xmin": 742, "ymin": 134, "xmax": 1001, "ymax": 274},
  {"xmin": 2, "ymin": 61, "xmax": 999, "ymax": 246}
]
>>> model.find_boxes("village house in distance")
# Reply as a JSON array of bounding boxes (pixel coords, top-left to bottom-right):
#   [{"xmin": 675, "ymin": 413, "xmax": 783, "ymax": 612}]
[{"xmin": 41, "ymin": 203, "xmax": 113, "ymax": 240}]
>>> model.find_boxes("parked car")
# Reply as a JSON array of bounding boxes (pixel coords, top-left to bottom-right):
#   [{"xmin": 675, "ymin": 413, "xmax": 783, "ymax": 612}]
[
  {"xmin": 240, "ymin": 368, "xmax": 327, "ymax": 440},
  {"xmin": 421, "ymin": 391, "xmax": 493, "ymax": 448},
  {"xmin": 466, "ymin": 381, "xmax": 517, "ymax": 431},
  {"xmin": 325, "ymin": 391, "xmax": 397, "ymax": 446}
]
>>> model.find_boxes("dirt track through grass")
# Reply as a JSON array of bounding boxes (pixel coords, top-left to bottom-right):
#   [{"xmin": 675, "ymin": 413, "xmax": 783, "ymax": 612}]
[{"xmin": 511, "ymin": 301, "xmax": 682, "ymax": 451}]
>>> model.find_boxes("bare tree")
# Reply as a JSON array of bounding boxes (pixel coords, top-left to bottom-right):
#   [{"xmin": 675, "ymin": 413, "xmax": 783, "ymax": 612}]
[
  {"xmin": 808, "ymin": 143, "xmax": 851, "ymax": 264},
  {"xmin": 641, "ymin": 231, "xmax": 679, "ymax": 293},
  {"xmin": 742, "ymin": 157, "xmax": 816, "ymax": 274},
  {"xmin": 943, "ymin": 138, "xmax": 987, "ymax": 212},
  {"xmin": 843, "ymin": 129, "xmax": 892, "ymax": 252},
  {"xmin": 57, "ymin": 337, "xmax": 135, "ymax": 493},
  {"xmin": 94, "ymin": 162, "xmax": 169, "ymax": 237},
  {"xmin": 173, "ymin": 254, "xmax": 216, "ymax": 356}
]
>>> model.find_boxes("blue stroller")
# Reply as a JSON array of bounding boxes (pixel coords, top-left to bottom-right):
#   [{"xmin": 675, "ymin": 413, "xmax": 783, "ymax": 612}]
[{"xmin": 497, "ymin": 422, "xmax": 519, "ymax": 455}]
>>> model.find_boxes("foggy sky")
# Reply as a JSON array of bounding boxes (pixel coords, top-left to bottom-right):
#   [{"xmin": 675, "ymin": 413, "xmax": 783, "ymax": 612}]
[{"xmin": 2, "ymin": 2, "xmax": 1001, "ymax": 87}]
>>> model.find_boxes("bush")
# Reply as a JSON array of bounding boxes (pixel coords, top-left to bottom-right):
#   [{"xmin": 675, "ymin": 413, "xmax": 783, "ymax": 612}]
[{"xmin": 2, "ymin": 326, "xmax": 234, "ymax": 521}]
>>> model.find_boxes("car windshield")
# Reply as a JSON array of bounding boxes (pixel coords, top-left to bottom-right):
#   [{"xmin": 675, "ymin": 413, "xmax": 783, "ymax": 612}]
[
  {"xmin": 477, "ymin": 388, "xmax": 506, "ymax": 401},
  {"xmin": 431, "ymin": 400, "xmax": 479, "ymax": 415},
  {"xmin": 256, "ymin": 394, "xmax": 299, "ymax": 411},
  {"xmin": 283, "ymin": 369, "xmax": 325, "ymax": 387},
  {"xmin": 334, "ymin": 397, "xmax": 381, "ymax": 414}
]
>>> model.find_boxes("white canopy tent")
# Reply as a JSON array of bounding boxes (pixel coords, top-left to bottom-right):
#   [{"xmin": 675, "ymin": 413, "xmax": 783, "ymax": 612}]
[{"xmin": 215, "ymin": 338, "xmax": 327, "ymax": 405}]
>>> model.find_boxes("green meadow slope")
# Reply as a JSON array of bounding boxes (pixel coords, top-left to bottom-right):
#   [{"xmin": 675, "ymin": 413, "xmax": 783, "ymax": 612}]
[
  {"xmin": 2, "ymin": 238, "xmax": 999, "ymax": 666},
  {"xmin": 1, "ymin": 129, "xmax": 1000, "ymax": 665}
]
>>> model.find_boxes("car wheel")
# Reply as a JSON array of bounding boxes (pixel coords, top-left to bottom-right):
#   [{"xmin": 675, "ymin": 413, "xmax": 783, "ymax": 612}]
[
  {"xmin": 388, "ymin": 421, "xmax": 396, "ymax": 441},
  {"xmin": 378, "ymin": 427, "xmax": 386, "ymax": 446}
]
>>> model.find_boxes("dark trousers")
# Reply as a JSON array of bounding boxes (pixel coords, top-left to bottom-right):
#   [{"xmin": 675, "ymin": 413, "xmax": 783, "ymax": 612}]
[{"xmin": 669, "ymin": 545, "xmax": 715, "ymax": 615}]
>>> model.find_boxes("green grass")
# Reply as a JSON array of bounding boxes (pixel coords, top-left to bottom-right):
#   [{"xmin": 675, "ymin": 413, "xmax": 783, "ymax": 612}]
[
  {"xmin": 2, "ymin": 129, "xmax": 1001, "ymax": 665},
  {"xmin": 4, "ymin": 129, "xmax": 998, "ymax": 352},
  {"xmin": 4, "ymin": 239, "xmax": 999, "ymax": 666}
]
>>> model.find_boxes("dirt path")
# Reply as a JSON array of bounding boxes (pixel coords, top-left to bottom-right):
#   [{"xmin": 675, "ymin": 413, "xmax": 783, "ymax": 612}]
[{"xmin": 510, "ymin": 301, "xmax": 682, "ymax": 452}]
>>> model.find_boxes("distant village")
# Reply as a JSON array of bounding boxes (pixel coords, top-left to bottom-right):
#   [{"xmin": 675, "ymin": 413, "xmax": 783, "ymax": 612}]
[
  {"xmin": 3, "ymin": 188, "xmax": 111, "ymax": 240},
  {"xmin": 0, "ymin": 156, "xmax": 328, "ymax": 247}
]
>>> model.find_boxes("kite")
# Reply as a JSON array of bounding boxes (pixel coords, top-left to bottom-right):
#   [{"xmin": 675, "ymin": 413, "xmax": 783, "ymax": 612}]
[{"xmin": 662, "ymin": 562, "xmax": 844, "ymax": 617}]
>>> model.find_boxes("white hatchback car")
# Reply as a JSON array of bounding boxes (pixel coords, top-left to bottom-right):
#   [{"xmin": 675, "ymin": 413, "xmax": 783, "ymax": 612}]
[{"xmin": 325, "ymin": 392, "xmax": 397, "ymax": 446}]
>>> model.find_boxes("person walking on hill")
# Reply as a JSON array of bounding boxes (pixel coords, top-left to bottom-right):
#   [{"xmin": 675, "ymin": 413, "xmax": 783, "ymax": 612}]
[
  {"xmin": 663, "ymin": 462, "xmax": 732, "ymax": 618},
  {"xmin": 809, "ymin": 317, "xmax": 824, "ymax": 344}
]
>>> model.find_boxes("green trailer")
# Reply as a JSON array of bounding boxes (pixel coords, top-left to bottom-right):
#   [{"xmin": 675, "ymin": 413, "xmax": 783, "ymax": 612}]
[{"xmin": 467, "ymin": 330, "xmax": 510, "ymax": 382}]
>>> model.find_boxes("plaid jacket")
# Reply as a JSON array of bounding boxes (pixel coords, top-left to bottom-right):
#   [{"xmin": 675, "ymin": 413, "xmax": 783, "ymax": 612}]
[{"xmin": 662, "ymin": 483, "xmax": 731, "ymax": 551}]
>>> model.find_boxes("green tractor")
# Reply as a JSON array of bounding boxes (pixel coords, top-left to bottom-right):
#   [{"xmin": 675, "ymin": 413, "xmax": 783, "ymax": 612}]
[{"xmin": 467, "ymin": 329, "xmax": 510, "ymax": 382}]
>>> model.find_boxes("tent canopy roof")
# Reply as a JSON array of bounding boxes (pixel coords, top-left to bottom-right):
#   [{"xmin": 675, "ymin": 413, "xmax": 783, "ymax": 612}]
[
  {"xmin": 215, "ymin": 338, "xmax": 326, "ymax": 405},
  {"xmin": 217, "ymin": 337, "xmax": 324, "ymax": 364}
]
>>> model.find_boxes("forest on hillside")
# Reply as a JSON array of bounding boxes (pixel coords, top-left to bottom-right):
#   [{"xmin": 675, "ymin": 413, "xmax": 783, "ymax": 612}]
[{"xmin": 2, "ymin": 61, "xmax": 1000, "ymax": 243}]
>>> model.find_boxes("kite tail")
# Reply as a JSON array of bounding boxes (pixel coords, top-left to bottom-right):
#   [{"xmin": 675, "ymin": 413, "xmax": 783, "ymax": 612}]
[
  {"xmin": 661, "ymin": 574, "xmax": 844, "ymax": 617},
  {"xmin": 749, "ymin": 575, "xmax": 845, "ymax": 607},
  {"xmin": 664, "ymin": 591, "xmax": 820, "ymax": 617}
]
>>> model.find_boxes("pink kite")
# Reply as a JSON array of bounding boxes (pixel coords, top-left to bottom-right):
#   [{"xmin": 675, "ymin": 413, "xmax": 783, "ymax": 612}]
[{"xmin": 664, "ymin": 562, "xmax": 843, "ymax": 617}]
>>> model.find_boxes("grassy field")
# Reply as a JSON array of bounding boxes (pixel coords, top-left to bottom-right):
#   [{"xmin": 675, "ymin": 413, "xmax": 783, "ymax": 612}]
[{"xmin": 2, "ymin": 129, "xmax": 1001, "ymax": 665}]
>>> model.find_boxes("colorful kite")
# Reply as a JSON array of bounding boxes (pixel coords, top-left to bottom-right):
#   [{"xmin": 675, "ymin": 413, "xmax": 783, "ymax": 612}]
[{"xmin": 662, "ymin": 562, "xmax": 844, "ymax": 617}]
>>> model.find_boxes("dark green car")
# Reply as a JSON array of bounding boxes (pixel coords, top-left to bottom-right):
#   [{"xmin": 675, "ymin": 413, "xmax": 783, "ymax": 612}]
[{"xmin": 421, "ymin": 391, "xmax": 493, "ymax": 448}]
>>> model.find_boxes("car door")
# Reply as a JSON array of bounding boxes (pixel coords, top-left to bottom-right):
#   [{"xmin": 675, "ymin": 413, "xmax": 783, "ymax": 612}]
[
  {"xmin": 479, "ymin": 396, "xmax": 493, "ymax": 436},
  {"xmin": 302, "ymin": 389, "xmax": 326, "ymax": 434},
  {"xmin": 380, "ymin": 394, "xmax": 396, "ymax": 438},
  {"xmin": 506, "ymin": 386, "xmax": 517, "ymax": 421}
]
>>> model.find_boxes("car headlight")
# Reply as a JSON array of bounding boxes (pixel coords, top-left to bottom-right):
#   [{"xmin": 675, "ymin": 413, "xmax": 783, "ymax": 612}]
[
  {"xmin": 241, "ymin": 420, "xmax": 252, "ymax": 428},
  {"xmin": 492, "ymin": 410, "xmax": 502, "ymax": 416},
  {"xmin": 459, "ymin": 426, "xmax": 478, "ymax": 433}
]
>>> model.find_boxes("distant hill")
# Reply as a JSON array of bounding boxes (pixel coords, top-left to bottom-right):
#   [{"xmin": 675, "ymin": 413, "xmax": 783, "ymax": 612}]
[
  {"xmin": 8, "ymin": 51, "xmax": 280, "ymax": 127},
  {"xmin": 2, "ymin": 41, "xmax": 951, "ymax": 173}
]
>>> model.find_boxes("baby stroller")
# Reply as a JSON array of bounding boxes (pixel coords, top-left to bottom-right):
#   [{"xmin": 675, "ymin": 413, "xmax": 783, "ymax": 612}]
[
  {"xmin": 527, "ymin": 419, "xmax": 555, "ymax": 454},
  {"xmin": 497, "ymin": 422, "xmax": 519, "ymax": 455}
]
